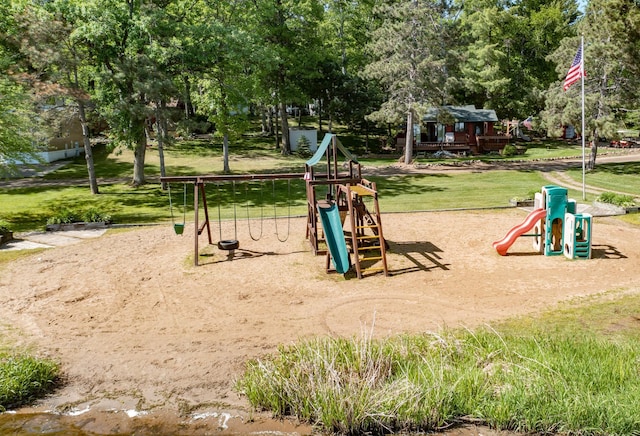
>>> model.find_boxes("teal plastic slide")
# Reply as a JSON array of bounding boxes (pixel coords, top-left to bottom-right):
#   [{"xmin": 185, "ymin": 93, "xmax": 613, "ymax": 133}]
[
  {"xmin": 305, "ymin": 133, "xmax": 359, "ymax": 167},
  {"xmin": 317, "ymin": 201, "xmax": 350, "ymax": 274}
]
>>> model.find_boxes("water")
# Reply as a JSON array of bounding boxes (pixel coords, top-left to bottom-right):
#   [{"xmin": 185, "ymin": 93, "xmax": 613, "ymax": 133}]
[
  {"xmin": 0, "ymin": 409, "xmax": 313, "ymax": 435},
  {"xmin": 0, "ymin": 411, "xmax": 513, "ymax": 435}
]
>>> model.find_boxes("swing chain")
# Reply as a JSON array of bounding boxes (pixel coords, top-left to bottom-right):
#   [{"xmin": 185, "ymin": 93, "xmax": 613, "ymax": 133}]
[
  {"xmin": 246, "ymin": 181, "xmax": 264, "ymax": 241},
  {"xmin": 217, "ymin": 182, "xmax": 239, "ymax": 247},
  {"xmin": 168, "ymin": 183, "xmax": 187, "ymax": 235},
  {"xmin": 273, "ymin": 179, "xmax": 291, "ymax": 242}
]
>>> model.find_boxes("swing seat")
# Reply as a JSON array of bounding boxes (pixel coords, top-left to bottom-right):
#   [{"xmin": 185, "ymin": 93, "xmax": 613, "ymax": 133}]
[
  {"xmin": 174, "ymin": 223, "xmax": 185, "ymax": 235},
  {"xmin": 218, "ymin": 239, "xmax": 239, "ymax": 251}
]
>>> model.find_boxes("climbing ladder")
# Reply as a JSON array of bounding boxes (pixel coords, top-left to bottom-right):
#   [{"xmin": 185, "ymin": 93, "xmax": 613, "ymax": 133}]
[{"xmin": 339, "ymin": 179, "xmax": 389, "ymax": 279}]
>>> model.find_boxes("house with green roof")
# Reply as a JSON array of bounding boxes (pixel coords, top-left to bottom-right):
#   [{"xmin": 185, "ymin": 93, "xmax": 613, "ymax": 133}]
[{"xmin": 398, "ymin": 105, "xmax": 509, "ymax": 155}]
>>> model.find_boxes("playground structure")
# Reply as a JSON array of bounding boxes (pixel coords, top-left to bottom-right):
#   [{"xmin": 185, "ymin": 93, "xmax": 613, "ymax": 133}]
[
  {"xmin": 160, "ymin": 133, "xmax": 389, "ymax": 278},
  {"xmin": 161, "ymin": 172, "xmax": 301, "ymax": 266},
  {"xmin": 305, "ymin": 134, "xmax": 388, "ymax": 278},
  {"xmin": 493, "ymin": 185, "xmax": 592, "ymax": 259}
]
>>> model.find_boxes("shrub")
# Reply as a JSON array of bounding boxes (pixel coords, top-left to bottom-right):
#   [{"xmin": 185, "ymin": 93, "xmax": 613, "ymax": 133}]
[
  {"xmin": 501, "ymin": 144, "xmax": 518, "ymax": 157},
  {"xmin": 46, "ymin": 207, "xmax": 78, "ymax": 225},
  {"xmin": 81, "ymin": 207, "xmax": 112, "ymax": 223},
  {"xmin": 46, "ymin": 206, "xmax": 112, "ymax": 225},
  {"xmin": 295, "ymin": 135, "xmax": 313, "ymax": 158},
  {"xmin": 597, "ymin": 192, "xmax": 636, "ymax": 207},
  {"xmin": 0, "ymin": 219, "xmax": 11, "ymax": 234}
]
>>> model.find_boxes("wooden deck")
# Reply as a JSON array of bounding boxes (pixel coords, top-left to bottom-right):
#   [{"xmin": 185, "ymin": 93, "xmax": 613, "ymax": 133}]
[
  {"xmin": 399, "ymin": 142, "xmax": 472, "ymax": 155},
  {"xmin": 476, "ymin": 135, "xmax": 511, "ymax": 153}
]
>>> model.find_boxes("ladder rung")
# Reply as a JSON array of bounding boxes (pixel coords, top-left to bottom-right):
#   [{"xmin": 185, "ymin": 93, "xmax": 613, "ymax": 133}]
[
  {"xmin": 357, "ymin": 246, "xmax": 381, "ymax": 251},
  {"xmin": 360, "ymin": 256, "xmax": 383, "ymax": 261},
  {"xmin": 357, "ymin": 235, "xmax": 379, "ymax": 240},
  {"xmin": 356, "ymin": 225, "xmax": 379, "ymax": 230},
  {"xmin": 362, "ymin": 266, "xmax": 385, "ymax": 272}
]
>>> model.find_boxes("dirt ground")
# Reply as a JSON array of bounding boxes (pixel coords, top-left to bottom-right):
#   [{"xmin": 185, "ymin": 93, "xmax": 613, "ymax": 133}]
[{"xmin": 1, "ymin": 207, "xmax": 640, "ymax": 434}]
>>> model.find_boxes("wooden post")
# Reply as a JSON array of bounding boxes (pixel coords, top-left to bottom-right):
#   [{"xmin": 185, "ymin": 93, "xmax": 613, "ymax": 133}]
[{"xmin": 194, "ymin": 181, "xmax": 199, "ymax": 266}]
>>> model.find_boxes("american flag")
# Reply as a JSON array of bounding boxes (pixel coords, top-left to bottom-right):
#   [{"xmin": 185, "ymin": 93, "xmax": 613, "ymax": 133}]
[{"xmin": 563, "ymin": 45, "xmax": 584, "ymax": 91}]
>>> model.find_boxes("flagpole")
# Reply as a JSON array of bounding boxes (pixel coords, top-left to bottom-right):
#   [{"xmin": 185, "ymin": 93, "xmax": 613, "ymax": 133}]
[{"xmin": 581, "ymin": 35, "xmax": 586, "ymax": 200}]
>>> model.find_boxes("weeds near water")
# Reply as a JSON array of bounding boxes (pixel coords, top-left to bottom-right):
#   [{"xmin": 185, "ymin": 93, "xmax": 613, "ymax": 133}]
[
  {"xmin": 0, "ymin": 353, "xmax": 59, "ymax": 410},
  {"xmin": 237, "ymin": 326, "xmax": 640, "ymax": 435}
]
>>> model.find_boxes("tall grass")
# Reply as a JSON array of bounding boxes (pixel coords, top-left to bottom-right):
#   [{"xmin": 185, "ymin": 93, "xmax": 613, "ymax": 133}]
[
  {"xmin": 237, "ymin": 323, "xmax": 640, "ymax": 435},
  {"xmin": 0, "ymin": 352, "xmax": 59, "ymax": 411}
]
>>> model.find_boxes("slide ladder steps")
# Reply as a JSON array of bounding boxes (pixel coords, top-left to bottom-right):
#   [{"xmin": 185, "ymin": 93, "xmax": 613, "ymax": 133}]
[
  {"xmin": 574, "ymin": 241, "xmax": 590, "ymax": 258},
  {"xmin": 345, "ymin": 182, "xmax": 389, "ymax": 279}
]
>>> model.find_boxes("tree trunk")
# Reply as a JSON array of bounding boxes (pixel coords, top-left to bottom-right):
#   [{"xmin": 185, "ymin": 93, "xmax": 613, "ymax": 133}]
[
  {"xmin": 274, "ymin": 106, "xmax": 279, "ymax": 150},
  {"xmin": 279, "ymin": 102, "xmax": 291, "ymax": 154},
  {"xmin": 77, "ymin": 100, "xmax": 99, "ymax": 194},
  {"xmin": 132, "ymin": 120, "xmax": 147, "ymax": 186},
  {"xmin": 404, "ymin": 110, "xmax": 414, "ymax": 164},
  {"xmin": 318, "ymin": 99, "xmax": 323, "ymax": 133},
  {"xmin": 589, "ymin": 137, "xmax": 598, "ymax": 170},
  {"xmin": 156, "ymin": 101, "xmax": 167, "ymax": 190},
  {"xmin": 183, "ymin": 75, "xmax": 194, "ymax": 119},
  {"xmin": 223, "ymin": 133, "xmax": 230, "ymax": 173},
  {"xmin": 364, "ymin": 120, "xmax": 369, "ymax": 154},
  {"xmin": 261, "ymin": 106, "xmax": 269, "ymax": 134}
]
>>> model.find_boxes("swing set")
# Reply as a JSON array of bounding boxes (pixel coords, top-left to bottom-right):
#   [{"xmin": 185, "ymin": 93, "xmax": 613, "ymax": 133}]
[
  {"xmin": 161, "ymin": 133, "xmax": 389, "ymax": 278},
  {"xmin": 162, "ymin": 173, "xmax": 301, "ymax": 266}
]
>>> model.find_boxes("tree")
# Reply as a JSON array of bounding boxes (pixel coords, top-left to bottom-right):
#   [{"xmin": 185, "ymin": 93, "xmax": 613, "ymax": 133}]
[
  {"xmin": 69, "ymin": 0, "xmax": 180, "ymax": 186},
  {"xmin": 0, "ymin": 2, "xmax": 44, "ymax": 176},
  {"xmin": 456, "ymin": 0, "xmax": 579, "ymax": 119},
  {"xmin": 541, "ymin": 0, "xmax": 640, "ymax": 168},
  {"xmin": 11, "ymin": 2, "xmax": 101, "ymax": 193},
  {"xmin": 312, "ymin": 0, "xmax": 377, "ymax": 133},
  {"xmin": 0, "ymin": 78, "xmax": 44, "ymax": 176},
  {"xmin": 362, "ymin": 0, "xmax": 451, "ymax": 164},
  {"xmin": 187, "ymin": 1, "xmax": 255, "ymax": 173},
  {"xmin": 250, "ymin": 0, "xmax": 325, "ymax": 154}
]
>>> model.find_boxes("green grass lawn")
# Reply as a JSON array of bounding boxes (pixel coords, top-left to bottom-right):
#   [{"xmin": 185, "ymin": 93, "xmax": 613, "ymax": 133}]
[
  {"xmin": 0, "ymin": 170, "xmax": 552, "ymax": 232},
  {"xmin": 565, "ymin": 161, "xmax": 640, "ymax": 197},
  {"xmin": 1, "ymin": 136, "xmax": 585, "ymax": 232}
]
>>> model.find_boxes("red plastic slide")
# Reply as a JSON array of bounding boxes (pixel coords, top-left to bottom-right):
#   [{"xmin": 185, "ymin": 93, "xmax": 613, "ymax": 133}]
[{"xmin": 493, "ymin": 208, "xmax": 547, "ymax": 256}]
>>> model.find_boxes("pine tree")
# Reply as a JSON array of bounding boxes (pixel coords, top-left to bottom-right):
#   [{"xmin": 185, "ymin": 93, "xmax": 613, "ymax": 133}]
[
  {"xmin": 363, "ymin": 0, "xmax": 451, "ymax": 164},
  {"xmin": 542, "ymin": 0, "xmax": 640, "ymax": 168}
]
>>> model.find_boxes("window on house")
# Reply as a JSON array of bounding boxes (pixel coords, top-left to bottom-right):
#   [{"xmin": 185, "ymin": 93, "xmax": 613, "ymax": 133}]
[{"xmin": 454, "ymin": 122, "xmax": 465, "ymax": 132}]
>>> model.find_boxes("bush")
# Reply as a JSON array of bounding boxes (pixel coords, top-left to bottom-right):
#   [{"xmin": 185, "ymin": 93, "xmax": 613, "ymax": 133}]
[
  {"xmin": 175, "ymin": 117, "xmax": 212, "ymax": 137},
  {"xmin": 46, "ymin": 207, "xmax": 78, "ymax": 225},
  {"xmin": 46, "ymin": 206, "xmax": 112, "ymax": 225},
  {"xmin": 597, "ymin": 192, "xmax": 637, "ymax": 207},
  {"xmin": 501, "ymin": 144, "xmax": 518, "ymax": 157},
  {"xmin": 81, "ymin": 207, "xmax": 112, "ymax": 223},
  {"xmin": 0, "ymin": 219, "xmax": 11, "ymax": 234},
  {"xmin": 295, "ymin": 135, "xmax": 313, "ymax": 158}
]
